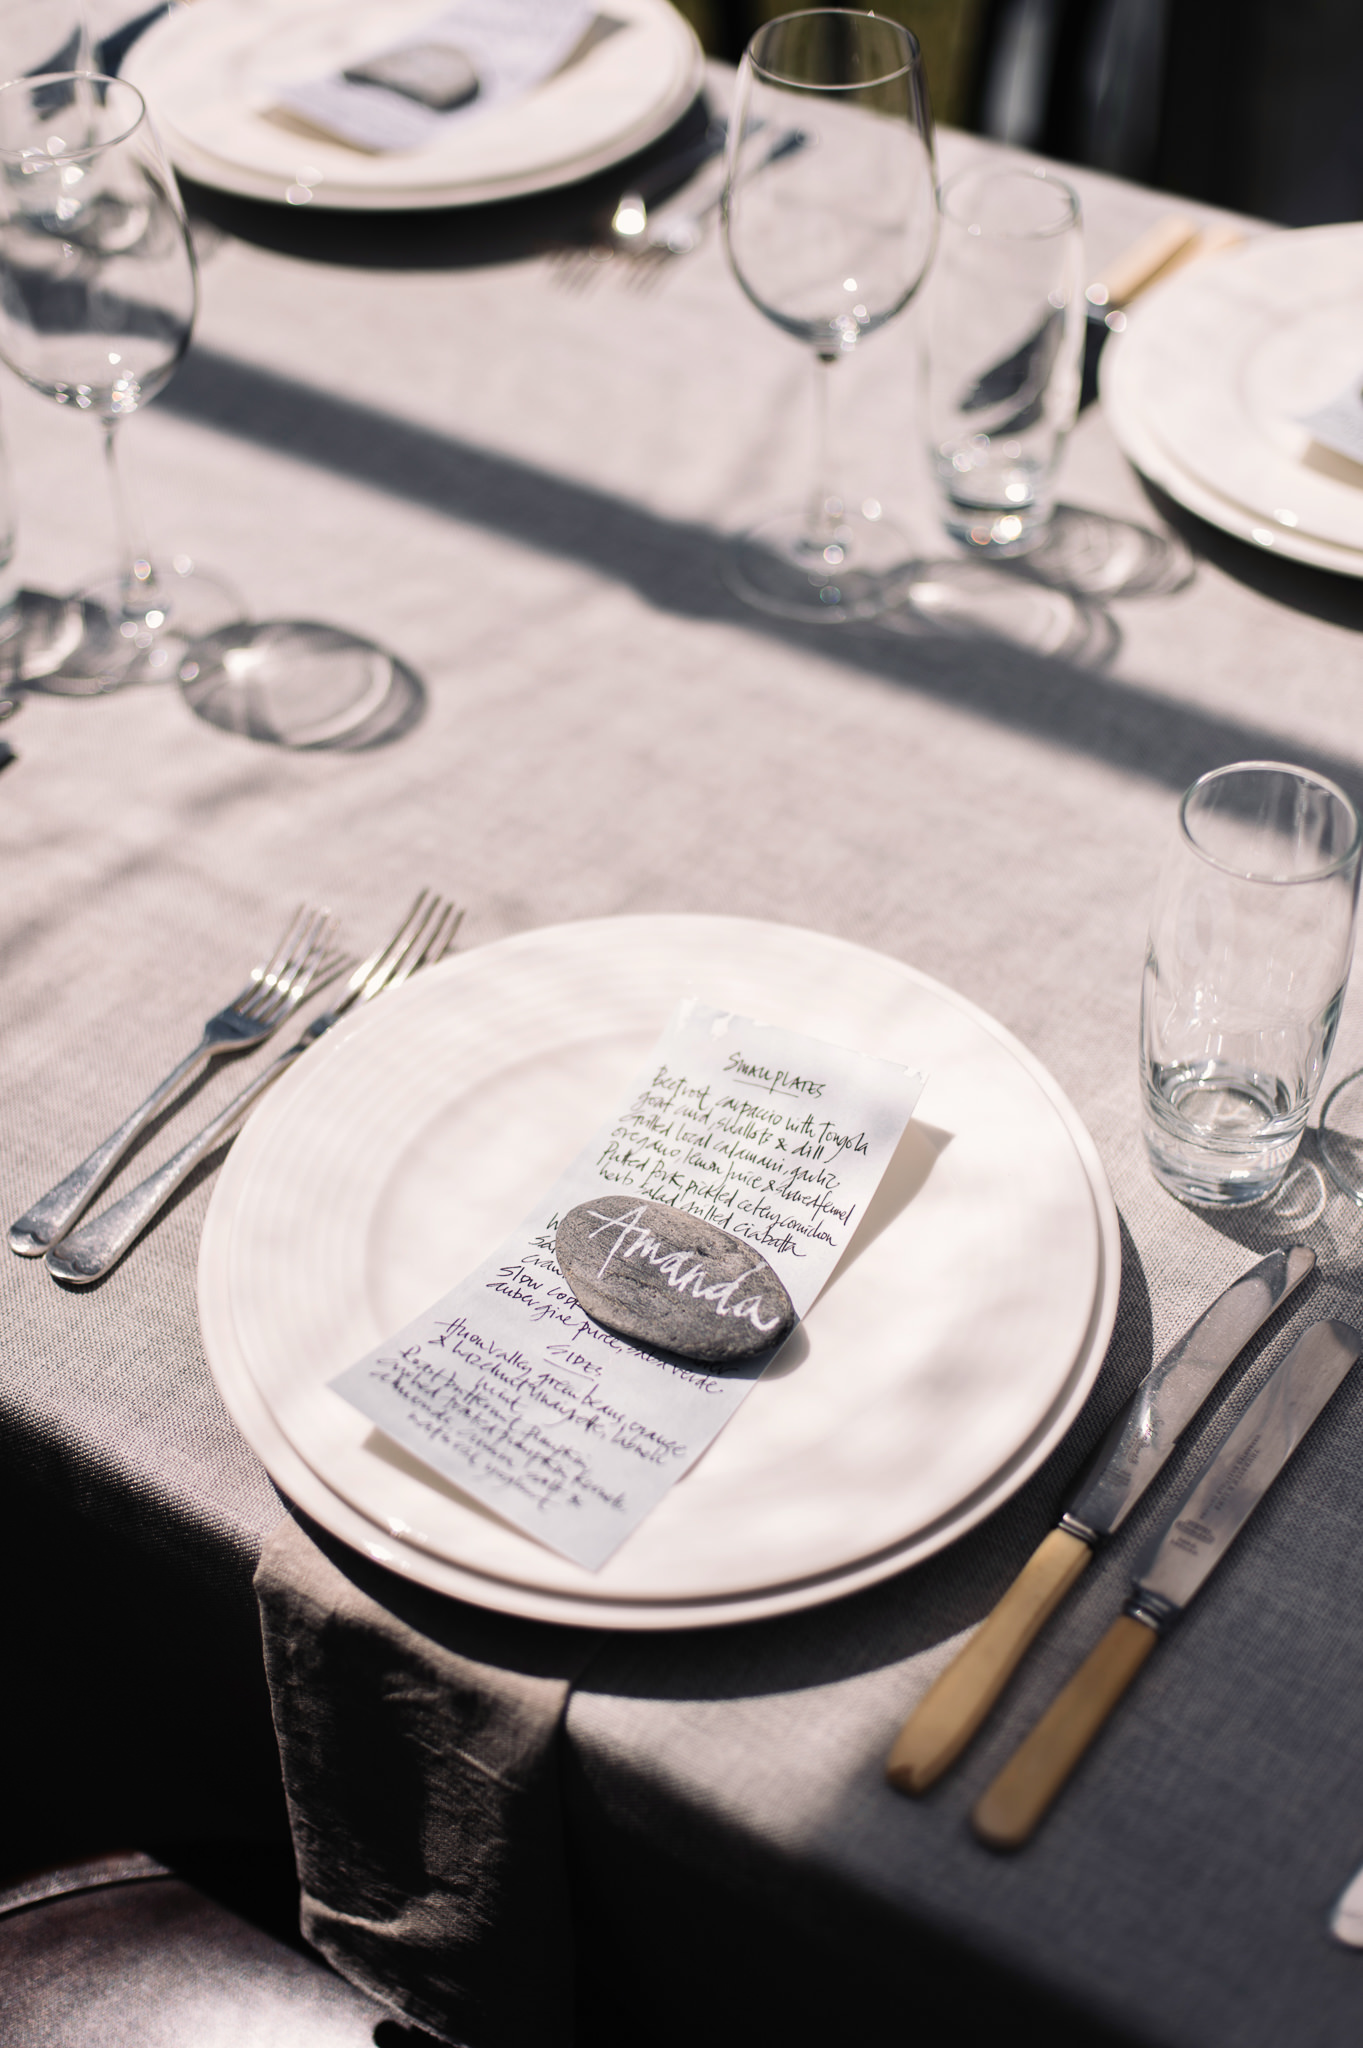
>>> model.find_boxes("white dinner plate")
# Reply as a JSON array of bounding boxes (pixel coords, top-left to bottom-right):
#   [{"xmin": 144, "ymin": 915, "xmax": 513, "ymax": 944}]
[
  {"xmin": 199, "ymin": 915, "xmax": 1121, "ymax": 1627},
  {"xmin": 126, "ymin": 0, "xmax": 703, "ymax": 210},
  {"xmin": 1103, "ymin": 225, "xmax": 1363, "ymax": 576}
]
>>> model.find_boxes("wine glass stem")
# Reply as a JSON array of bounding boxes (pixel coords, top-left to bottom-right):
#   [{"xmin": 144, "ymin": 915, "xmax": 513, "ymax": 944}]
[
  {"xmin": 103, "ymin": 420, "xmax": 151, "ymax": 603},
  {"xmin": 804, "ymin": 352, "xmax": 841, "ymax": 549}
]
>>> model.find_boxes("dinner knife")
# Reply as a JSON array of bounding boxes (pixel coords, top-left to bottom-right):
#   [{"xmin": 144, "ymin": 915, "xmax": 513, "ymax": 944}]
[
  {"xmin": 886, "ymin": 1246, "xmax": 1315, "ymax": 1795},
  {"xmin": 972, "ymin": 1317, "xmax": 1361, "ymax": 1850}
]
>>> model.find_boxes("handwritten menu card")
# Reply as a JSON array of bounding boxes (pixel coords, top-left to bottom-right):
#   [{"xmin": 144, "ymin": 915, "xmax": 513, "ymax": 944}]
[
  {"xmin": 279, "ymin": 0, "xmax": 599, "ymax": 156},
  {"xmin": 331, "ymin": 1000, "xmax": 925, "ymax": 1569}
]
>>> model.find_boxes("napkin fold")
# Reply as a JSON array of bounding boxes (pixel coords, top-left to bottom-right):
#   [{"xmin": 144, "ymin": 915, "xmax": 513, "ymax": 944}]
[{"xmin": 254, "ymin": 1514, "xmax": 602, "ymax": 2048}]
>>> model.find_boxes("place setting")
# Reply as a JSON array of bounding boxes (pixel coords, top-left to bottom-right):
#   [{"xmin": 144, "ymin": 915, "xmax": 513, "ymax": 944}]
[
  {"xmin": 14, "ymin": 757, "xmax": 1363, "ymax": 1896},
  {"xmin": 2, "ymin": 843, "xmax": 1133, "ymax": 1650}
]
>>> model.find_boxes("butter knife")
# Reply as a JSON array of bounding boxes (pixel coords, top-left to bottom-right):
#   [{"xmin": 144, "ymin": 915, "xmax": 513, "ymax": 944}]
[
  {"xmin": 886, "ymin": 1246, "xmax": 1315, "ymax": 1795},
  {"xmin": 974, "ymin": 1317, "xmax": 1361, "ymax": 1849}
]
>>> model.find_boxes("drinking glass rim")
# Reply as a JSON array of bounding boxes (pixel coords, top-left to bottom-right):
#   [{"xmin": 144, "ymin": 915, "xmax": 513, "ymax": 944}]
[
  {"xmin": 748, "ymin": 8, "xmax": 920, "ymax": 91},
  {"xmin": 1179, "ymin": 759, "xmax": 1363, "ymax": 885},
  {"xmin": 938, "ymin": 163, "xmax": 1081, "ymax": 239},
  {"xmin": 0, "ymin": 73, "xmax": 146, "ymax": 164}
]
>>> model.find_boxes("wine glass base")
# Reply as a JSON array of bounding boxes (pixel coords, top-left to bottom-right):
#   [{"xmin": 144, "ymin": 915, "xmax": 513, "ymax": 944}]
[
  {"xmin": 722, "ymin": 508, "xmax": 913, "ymax": 623},
  {"xmin": 45, "ymin": 560, "xmax": 244, "ymax": 692},
  {"xmin": 1317, "ymin": 1069, "xmax": 1363, "ymax": 1204},
  {"xmin": 178, "ymin": 619, "xmax": 423, "ymax": 751}
]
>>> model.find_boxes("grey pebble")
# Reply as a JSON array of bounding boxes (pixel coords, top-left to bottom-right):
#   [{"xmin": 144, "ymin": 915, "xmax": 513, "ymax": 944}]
[
  {"xmin": 343, "ymin": 43, "xmax": 480, "ymax": 112},
  {"xmin": 555, "ymin": 1195, "xmax": 796, "ymax": 1365}
]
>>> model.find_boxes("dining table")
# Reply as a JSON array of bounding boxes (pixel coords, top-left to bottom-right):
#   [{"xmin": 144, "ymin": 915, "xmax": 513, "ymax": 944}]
[{"xmin": 6, "ymin": 58, "xmax": 1363, "ymax": 2048}]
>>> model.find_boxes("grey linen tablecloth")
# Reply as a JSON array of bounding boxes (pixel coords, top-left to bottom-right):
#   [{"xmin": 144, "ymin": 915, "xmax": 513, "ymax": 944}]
[{"xmin": 7, "ymin": 88, "xmax": 1363, "ymax": 2046}]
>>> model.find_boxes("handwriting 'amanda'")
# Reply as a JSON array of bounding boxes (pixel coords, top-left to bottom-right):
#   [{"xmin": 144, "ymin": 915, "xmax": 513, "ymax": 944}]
[
  {"xmin": 587, "ymin": 1202, "xmax": 785, "ymax": 1333},
  {"xmin": 555, "ymin": 1194, "xmax": 798, "ymax": 1366}
]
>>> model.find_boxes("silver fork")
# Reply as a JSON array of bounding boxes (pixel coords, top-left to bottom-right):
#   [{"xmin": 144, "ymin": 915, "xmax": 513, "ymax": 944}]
[
  {"xmin": 9, "ymin": 906, "xmax": 337, "ymax": 1258},
  {"xmin": 45, "ymin": 890, "xmax": 463, "ymax": 1286}
]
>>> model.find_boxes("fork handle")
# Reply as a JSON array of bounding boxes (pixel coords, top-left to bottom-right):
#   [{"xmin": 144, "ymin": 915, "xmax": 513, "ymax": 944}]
[
  {"xmin": 43, "ymin": 1047, "xmax": 303, "ymax": 1285},
  {"xmin": 8, "ymin": 1042, "xmax": 211, "ymax": 1256}
]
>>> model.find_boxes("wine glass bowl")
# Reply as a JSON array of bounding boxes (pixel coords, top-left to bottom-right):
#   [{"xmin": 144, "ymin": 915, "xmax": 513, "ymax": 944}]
[
  {"xmin": 725, "ymin": 14, "xmax": 935, "ymax": 352},
  {"xmin": 722, "ymin": 9, "xmax": 937, "ymax": 621},
  {"xmin": 0, "ymin": 76, "xmax": 191, "ymax": 405}
]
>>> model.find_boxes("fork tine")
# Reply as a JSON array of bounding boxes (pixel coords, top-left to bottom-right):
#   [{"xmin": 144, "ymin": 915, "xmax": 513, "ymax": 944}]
[
  {"xmin": 238, "ymin": 906, "xmax": 327, "ymax": 1018},
  {"xmin": 389, "ymin": 902, "xmax": 463, "ymax": 988},
  {"xmin": 251, "ymin": 910, "xmax": 334, "ymax": 1024},
  {"xmin": 431, "ymin": 903, "xmax": 464, "ymax": 962},
  {"xmin": 223, "ymin": 904, "xmax": 311, "ymax": 1014},
  {"xmin": 355, "ymin": 888, "xmax": 438, "ymax": 1001},
  {"xmin": 267, "ymin": 930, "xmax": 342, "ymax": 1018},
  {"xmin": 337, "ymin": 897, "xmax": 424, "ymax": 1005}
]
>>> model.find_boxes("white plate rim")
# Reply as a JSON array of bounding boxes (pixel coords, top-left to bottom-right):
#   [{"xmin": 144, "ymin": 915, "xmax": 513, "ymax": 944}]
[
  {"xmin": 127, "ymin": 0, "xmax": 704, "ymax": 211},
  {"xmin": 199, "ymin": 913, "xmax": 1122, "ymax": 1629},
  {"xmin": 1112, "ymin": 224, "xmax": 1363, "ymax": 550},
  {"xmin": 1102, "ymin": 326, "xmax": 1363, "ymax": 579},
  {"xmin": 1100, "ymin": 228, "xmax": 1363, "ymax": 578}
]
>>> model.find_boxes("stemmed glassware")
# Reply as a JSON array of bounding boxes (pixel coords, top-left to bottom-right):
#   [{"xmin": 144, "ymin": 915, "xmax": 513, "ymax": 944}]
[
  {"xmin": 722, "ymin": 8, "xmax": 937, "ymax": 622},
  {"xmin": 0, "ymin": 69, "xmax": 235, "ymax": 686}
]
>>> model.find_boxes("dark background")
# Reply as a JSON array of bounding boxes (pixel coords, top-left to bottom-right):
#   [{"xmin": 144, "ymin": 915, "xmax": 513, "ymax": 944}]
[{"xmin": 678, "ymin": 0, "xmax": 1363, "ymax": 226}]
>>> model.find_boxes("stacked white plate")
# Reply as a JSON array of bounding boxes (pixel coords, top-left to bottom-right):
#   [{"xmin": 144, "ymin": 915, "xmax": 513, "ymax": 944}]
[
  {"xmin": 125, "ymin": 0, "xmax": 703, "ymax": 209},
  {"xmin": 198, "ymin": 915, "xmax": 1121, "ymax": 1629},
  {"xmin": 1102, "ymin": 223, "xmax": 1363, "ymax": 577}
]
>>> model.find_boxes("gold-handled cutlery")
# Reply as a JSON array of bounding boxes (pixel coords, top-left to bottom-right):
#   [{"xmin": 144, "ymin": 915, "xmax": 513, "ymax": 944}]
[
  {"xmin": 9, "ymin": 906, "xmax": 338, "ymax": 1258},
  {"xmin": 886, "ymin": 1248, "xmax": 1315, "ymax": 1795},
  {"xmin": 972, "ymin": 1319, "xmax": 1361, "ymax": 1850},
  {"xmin": 44, "ymin": 891, "xmax": 462, "ymax": 1286}
]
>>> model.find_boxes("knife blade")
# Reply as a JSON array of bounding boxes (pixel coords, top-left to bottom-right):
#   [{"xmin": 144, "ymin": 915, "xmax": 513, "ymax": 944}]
[
  {"xmin": 973, "ymin": 1317, "xmax": 1361, "ymax": 1850},
  {"xmin": 886, "ymin": 1246, "xmax": 1315, "ymax": 1795}
]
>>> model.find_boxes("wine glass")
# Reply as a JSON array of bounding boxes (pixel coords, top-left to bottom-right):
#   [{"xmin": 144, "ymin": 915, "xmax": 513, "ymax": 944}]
[
  {"xmin": 0, "ymin": 70, "xmax": 235, "ymax": 686},
  {"xmin": 722, "ymin": 8, "xmax": 937, "ymax": 622}
]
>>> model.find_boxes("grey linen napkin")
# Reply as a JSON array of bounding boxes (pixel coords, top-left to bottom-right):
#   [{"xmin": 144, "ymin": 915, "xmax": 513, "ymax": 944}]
[{"xmin": 254, "ymin": 1513, "xmax": 602, "ymax": 2048}]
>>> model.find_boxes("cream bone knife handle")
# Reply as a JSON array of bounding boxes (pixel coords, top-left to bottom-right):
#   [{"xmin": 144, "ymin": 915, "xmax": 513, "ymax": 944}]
[
  {"xmin": 886, "ymin": 1528, "xmax": 1093, "ymax": 1794},
  {"xmin": 971, "ymin": 1614, "xmax": 1160, "ymax": 1851}
]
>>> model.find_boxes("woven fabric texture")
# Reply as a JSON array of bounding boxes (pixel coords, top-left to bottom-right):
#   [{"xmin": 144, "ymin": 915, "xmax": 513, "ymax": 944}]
[{"xmin": 4, "ymin": 92, "xmax": 1363, "ymax": 2048}]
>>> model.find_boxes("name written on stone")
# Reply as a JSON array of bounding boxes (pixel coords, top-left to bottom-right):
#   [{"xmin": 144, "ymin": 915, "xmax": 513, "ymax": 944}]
[{"xmin": 555, "ymin": 1195, "xmax": 797, "ymax": 1366}]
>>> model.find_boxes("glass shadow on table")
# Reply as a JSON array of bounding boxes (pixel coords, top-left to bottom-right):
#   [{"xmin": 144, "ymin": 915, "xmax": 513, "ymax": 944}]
[
  {"xmin": 149, "ymin": 337, "xmax": 1363, "ymax": 808},
  {"xmin": 874, "ymin": 502, "xmax": 1195, "ymax": 668},
  {"xmin": 7, "ymin": 590, "xmax": 426, "ymax": 752}
]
